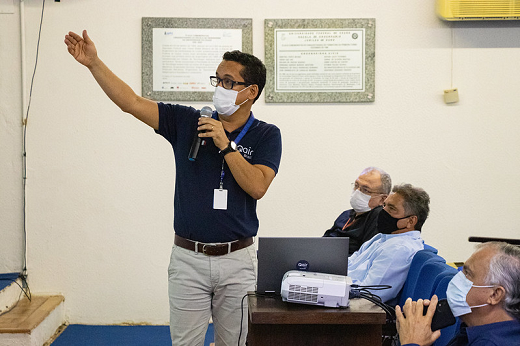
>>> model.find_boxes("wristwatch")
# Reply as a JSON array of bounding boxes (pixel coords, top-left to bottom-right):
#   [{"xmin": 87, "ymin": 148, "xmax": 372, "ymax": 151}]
[{"xmin": 220, "ymin": 141, "xmax": 237, "ymax": 156}]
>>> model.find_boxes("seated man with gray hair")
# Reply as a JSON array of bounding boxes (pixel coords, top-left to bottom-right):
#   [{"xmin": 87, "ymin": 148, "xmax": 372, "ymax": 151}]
[
  {"xmin": 324, "ymin": 167, "xmax": 392, "ymax": 255},
  {"xmin": 397, "ymin": 241, "xmax": 520, "ymax": 345},
  {"xmin": 348, "ymin": 183, "xmax": 430, "ymax": 303}
]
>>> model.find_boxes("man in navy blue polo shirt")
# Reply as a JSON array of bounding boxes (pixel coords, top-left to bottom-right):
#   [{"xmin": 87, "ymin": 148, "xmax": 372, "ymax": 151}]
[{"xmin": 65, "ymin": 30, "xmax": 282, "ymax": 346}]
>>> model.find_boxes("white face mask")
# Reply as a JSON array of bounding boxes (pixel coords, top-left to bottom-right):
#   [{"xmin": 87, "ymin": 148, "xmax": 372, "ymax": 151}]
[
  {"xmin": 212, "ymin": 85, "xmax": 251, "ymax": 116},
  {"xmin": 446, "ymin": 270, "xmax": 494, "ymax": 317},
  {"xmin": 350, "ymin": 189, "xmax": 372, "ymax": 213}
]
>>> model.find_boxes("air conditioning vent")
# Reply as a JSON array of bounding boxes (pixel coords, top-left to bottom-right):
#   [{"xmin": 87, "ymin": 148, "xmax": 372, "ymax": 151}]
[{"xmin": 437, "ymin": 0, "xmax": 520, "ymax": 20}]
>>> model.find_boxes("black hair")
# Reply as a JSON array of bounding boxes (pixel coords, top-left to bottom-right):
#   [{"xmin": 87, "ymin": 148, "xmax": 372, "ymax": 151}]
[
  {"xmin": 222, "ymin": 50, "xmax": 266, "ymax": 103},
  {"xmin": 392, "ymin": 183, "xmax": 430, "ymax": 231}
]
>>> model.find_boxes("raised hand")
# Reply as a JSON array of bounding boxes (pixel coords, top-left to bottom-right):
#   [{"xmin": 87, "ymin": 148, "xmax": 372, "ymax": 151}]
[
  {"xmin": 63, "ymin": 29, "xmax": 160, "ymax": 130},
  {"xmin": 64, "ymin": 30, "xmax": 97, "ymax": 68}
]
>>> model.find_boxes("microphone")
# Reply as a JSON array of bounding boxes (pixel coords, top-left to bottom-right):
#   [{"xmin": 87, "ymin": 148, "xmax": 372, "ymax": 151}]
[{"xmin": 188, "ymin": 106, "xmax": 213, "ymax": 161}]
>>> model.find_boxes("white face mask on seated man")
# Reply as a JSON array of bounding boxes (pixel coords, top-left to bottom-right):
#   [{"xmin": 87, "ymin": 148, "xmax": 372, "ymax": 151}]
[{"xmin": 350, "ymin": 189, "xmax": 372, "ymax": 213}]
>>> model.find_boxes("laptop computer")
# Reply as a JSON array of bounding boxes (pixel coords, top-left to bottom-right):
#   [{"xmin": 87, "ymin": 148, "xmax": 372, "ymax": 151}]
[{"xmin": 256, "ymin": 237, "xmax": 349, "ymax": 294}]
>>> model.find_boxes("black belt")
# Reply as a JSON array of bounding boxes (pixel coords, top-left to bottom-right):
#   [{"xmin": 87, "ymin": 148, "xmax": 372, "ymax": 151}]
[{"xmin": 174, "ymin": 235, "xmax": 254, "ymax": 256}]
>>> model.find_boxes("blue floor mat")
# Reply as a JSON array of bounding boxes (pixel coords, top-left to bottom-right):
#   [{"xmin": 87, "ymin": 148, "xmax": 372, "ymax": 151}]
[
  {"xmin": 0, "ymin": 273, "xmax": 20, "ymax": 291},
  {"xmin": 52, "ymin": 323, "xmax": 214, "ymax": 346}
]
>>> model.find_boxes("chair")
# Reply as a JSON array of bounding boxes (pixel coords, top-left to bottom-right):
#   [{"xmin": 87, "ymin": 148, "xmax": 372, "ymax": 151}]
[
  {"xmin": 398, "ymin": 249, "xmax": 460, "ymax": 346},
  {"xmin": 432, "ymin": 270, "xmax": 460, "ymax": 346},
  {"xmin": 408, "ymin": 263, "xmax": 459, "ymax": 346},
  {"xmin": 398, "ymin": 249, "xmax": 445, "ymax": 306},
  {"xmin": 432, "ymin": 266, "xmax": 458, "ymax": 300},
  {"xmin": 412, "ymin": 261, "xmax": 451, "ymax": 301},
  {"xmin": 423, "ymin": 243, "xmax": 439, "ymax": 254}
]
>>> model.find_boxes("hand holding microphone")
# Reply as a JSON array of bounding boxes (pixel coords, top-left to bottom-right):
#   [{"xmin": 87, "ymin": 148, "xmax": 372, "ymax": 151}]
[{"xmin": 188, "ymin": 106, "xmax": 213, "ymax": 161}]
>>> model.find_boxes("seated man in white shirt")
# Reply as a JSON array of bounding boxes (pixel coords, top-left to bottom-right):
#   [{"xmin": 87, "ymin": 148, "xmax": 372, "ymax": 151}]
[{"xmin": 348, "ymin": 183, "xmax": 430, "ymax": 303}]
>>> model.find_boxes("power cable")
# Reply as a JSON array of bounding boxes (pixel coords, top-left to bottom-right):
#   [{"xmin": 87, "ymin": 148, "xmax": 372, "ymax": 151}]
[{"xmin": 17, "ymin": 0, "xmax": 46, "ymax": 308}]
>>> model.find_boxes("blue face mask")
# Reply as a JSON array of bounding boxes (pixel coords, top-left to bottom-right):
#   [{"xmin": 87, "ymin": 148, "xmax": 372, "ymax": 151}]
[{"xmin": 446, "ymin": 271, "xmax": 494, "ymax": 317}]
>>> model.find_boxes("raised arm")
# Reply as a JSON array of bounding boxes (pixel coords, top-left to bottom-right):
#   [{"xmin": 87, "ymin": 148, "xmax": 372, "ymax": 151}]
[{"xmin": 64, "ymin": 30, "xmax": 159, "ymax": 129}]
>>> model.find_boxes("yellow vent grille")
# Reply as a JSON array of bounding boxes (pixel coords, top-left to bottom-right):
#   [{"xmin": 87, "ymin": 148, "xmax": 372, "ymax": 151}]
[{"xmin": 437, "ymin": 0, "xmax": 520, "ymax": 20}]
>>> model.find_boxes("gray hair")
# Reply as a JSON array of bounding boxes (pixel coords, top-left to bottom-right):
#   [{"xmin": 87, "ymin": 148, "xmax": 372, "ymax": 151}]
[
  {"xmin": 391, "ymin": 183, "xmax": 430, "ymax": 230},
  {"xmin": 360, "ymin": 167, "xmax": 392, "ymax": 194},
  {"xmin": 478, "ymin": 242, "xmax": 520, "ymax": 320}
]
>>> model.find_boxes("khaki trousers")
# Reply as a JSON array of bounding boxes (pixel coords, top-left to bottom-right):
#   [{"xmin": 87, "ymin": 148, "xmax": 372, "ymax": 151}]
[{"xmin": 168, "ymin": 243, "xmax": 257, "ymax": 346}]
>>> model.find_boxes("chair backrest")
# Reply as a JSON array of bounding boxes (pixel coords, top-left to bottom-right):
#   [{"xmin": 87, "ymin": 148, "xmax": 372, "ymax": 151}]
[
  {"xmin": 398, "ymin": 247, "xmax": 460, "ymax": 346},
  {"xmin": 397, "ymin": 248, "xmax": 461, "ymax": 346},
  {"xmin": 432, "ymin": 267, "xmax": 458, "ymax": 300},
  {"xmin": 423, "ymin": 243, "xmax": 439, "ymax": 254},
  {"xmin": 432, "ymin": 269, "xmax": 460, "ymax": 346},
  {"xmin": 412, "ymin": 261, "xmax": 451, "ymax": 300},
  {"xmin": 398, "ymin": 249, "xmax": 445, "ymax": 306}
]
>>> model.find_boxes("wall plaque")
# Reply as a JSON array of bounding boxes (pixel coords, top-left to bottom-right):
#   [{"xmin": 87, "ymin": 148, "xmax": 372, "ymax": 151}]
[
  {"xmin": 142, "ymin": 17, "xmax": 252, "ymax": 102},
  {"xmin": 264, "ymin": 18, "xmax": 375, "ymax": 103}
]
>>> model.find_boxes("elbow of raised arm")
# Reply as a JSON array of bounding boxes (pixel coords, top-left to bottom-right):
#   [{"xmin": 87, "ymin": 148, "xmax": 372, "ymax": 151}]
[
  {"xmin": 119, "ymin": 96, "xmax": 139, "ymax": 115},
  {"xmin": 119, "ymin": 104, "xmax": 132, "ymax": 114},
  {"xmin": 118, "ymin": 95, "xmax": 158, "ymax": 129}
]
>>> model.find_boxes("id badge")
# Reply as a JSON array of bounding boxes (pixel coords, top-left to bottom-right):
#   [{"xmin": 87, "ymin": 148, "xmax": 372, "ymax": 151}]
[{"xmin": 213, "ymin": 189, "xmax": 228, "ymax": 210}]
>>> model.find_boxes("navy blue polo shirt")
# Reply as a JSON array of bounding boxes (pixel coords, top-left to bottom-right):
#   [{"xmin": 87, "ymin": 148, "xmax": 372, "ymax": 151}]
[
  {"xmin": 404, "ymin": 320, "xmax": 520, "ymax": 346},
  {"xmin": 155, "ymin": 103, "xmax": 282, "ymax": 243}
]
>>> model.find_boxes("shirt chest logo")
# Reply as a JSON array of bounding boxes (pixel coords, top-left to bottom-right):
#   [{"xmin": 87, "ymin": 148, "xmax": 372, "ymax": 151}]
[{"xmin": 237, "ymin": 144, "xmax": 254, "ymax": 160}]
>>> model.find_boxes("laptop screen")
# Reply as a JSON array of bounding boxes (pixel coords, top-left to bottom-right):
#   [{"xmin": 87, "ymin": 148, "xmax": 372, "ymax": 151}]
[{"xmin": 256, "ymin": 237, "xmax": 349, "ymax": 294}]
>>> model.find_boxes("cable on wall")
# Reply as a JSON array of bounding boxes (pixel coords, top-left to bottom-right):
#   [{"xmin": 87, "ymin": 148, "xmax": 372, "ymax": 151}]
[
  {"xmin": 18, "ymin": 0, "xmax": 47, "ymax": 304},
  {"xmin": 451, "ymin": 27, "xmax": 454, "ymax": 89},
  {"xmin": 443, "ymin": 26, "xmax": 459, "ymax": 104}
]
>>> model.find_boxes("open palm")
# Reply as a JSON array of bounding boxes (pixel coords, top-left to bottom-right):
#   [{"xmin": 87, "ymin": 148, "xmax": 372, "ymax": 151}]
[{"xmin": 64, "ymin": 30, "xmax": 97, "ymax": 67}]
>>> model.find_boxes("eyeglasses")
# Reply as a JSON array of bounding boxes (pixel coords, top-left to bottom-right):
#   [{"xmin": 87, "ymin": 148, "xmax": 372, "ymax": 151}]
[
  {"xmin": 210, "ymin": 76, "xmax": 249, "ymax": 90},
  {"xmin": 352, "ymin": 182, "xmax": 382, "ymax": 196}
]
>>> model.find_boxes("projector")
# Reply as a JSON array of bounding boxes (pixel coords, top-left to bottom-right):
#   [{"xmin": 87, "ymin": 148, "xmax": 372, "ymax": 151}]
[{"xmin": 281, "ymin": 270, "xmax": 352, "ymax": 308}]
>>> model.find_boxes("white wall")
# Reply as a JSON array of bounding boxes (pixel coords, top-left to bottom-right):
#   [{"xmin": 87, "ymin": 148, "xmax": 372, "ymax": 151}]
[
  {"xmin": 1, "ymin": 0, "xmax": 519, "ymax": 324},
  {"xmin": 0, "ymin": 1, "xmax": 24, "ymax": 274}
]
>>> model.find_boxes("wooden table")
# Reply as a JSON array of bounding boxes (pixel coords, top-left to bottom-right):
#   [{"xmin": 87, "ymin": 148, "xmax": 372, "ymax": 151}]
[{"xmin": 247, "ymin": 294, "xmax": 386, "ymax": 346}]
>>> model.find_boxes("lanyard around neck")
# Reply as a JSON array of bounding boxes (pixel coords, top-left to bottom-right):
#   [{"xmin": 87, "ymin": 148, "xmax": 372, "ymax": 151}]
[{"xmin": 218, "ymin": 113, "xmax": 255, "ymax": 189}]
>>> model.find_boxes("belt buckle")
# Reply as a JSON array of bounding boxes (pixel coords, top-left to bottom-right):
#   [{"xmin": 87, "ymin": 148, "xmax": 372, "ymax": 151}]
[
  {"xmin": 202, "ymin": 243, "xmax": 218, "ymax": 256},
  {"xmin": 202, "ymin": 242, "xmax": 231, "ymax": 256}
]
